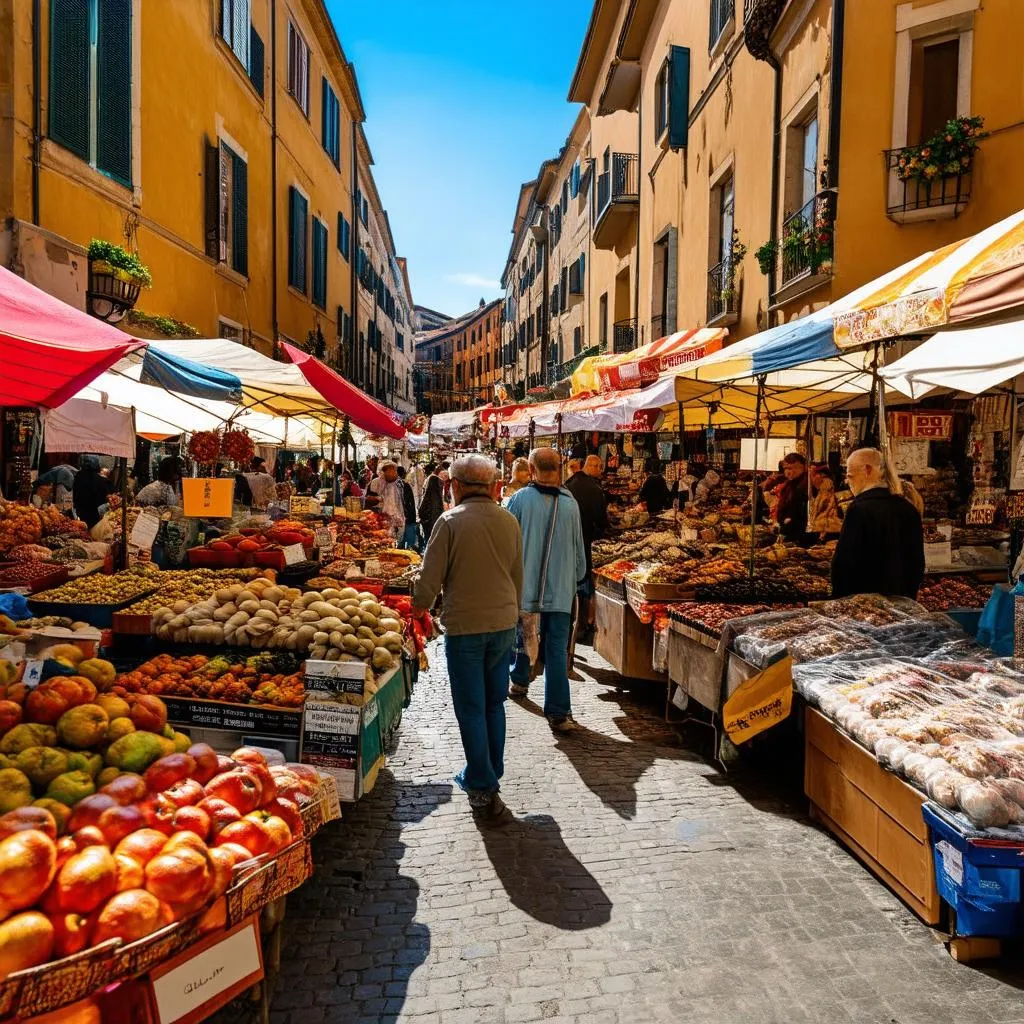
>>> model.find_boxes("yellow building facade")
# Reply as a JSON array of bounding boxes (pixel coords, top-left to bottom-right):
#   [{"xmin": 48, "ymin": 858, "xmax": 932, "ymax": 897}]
[{"xmin": 0, "ymin": 0, "xmax": 410, "ymax": 399}]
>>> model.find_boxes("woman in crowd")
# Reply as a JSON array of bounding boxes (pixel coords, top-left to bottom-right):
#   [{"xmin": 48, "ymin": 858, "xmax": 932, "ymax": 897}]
[
  {"xmin": 135, "ymin": 457, "xmax": 182, "ymax": 508},
  {"xmin": 502, "ymin": 457, "xmax": 531, "ymax": 502},
  {"xmin": 418, "ymin": 462, "xmax": 445, "ymax": 542},
  {"xmin": 809, "ymin": 463, "xmax": 843, "ymax": 539}
]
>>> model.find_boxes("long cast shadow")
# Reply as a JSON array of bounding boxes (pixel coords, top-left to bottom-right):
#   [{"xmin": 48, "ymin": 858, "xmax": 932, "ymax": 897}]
[
  {"xmin": 265, "ymin": 777, "xmax": 452, "ymax": 1023},
  {"xmin": 480, "ymin": 813, "xmax": 612, "ymax": 930}
]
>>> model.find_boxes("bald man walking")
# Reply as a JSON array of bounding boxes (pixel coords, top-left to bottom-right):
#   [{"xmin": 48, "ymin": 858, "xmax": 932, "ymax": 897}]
[
  {"xmin": 412, "ymin": 455, "xmax": 523, "ymax": 825},
  {"xmin": 506, "ymin": 447, "xmax": 588, "ymax": 733}
]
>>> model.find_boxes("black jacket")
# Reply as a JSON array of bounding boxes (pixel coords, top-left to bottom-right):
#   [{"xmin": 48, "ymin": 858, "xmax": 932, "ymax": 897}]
[
  {"xmin": 831, "ymin": 487, "xmax": 925, "ymax": 599},
  {"xmin": 776, "ymin": 474, "xmax": 809, "ymax": 543},
  {"xmin": 565, "ymin": 472, "xmax": 609, "ymax": 549},
  {"xmin": 401, "ymin": 480, "xmax": 416, "ymax": 525},
  {"xmin": 418, "ymin": 475, "xmax": 444, "ymax": 540},
  {"xmin": 639, "ymin": 473, "xmax": 673, "ymax": 516}
]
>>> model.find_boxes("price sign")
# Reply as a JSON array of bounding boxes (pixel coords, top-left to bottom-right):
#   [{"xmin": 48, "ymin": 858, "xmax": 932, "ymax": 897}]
[
  {"xmin": 129, "ymin": 510, "xmax": 161, "ymax": 550},
  {"xmin": 363, "ymin": 558, "xmax": 382, "ymax": 579},
  {"xmin": 149, "ymin": 918, "xmax": 263, "ymax": 1024},
  {"xmin": 282, "ymin": 543, "xmax": 306, "ymax": 566},
  {"xmin": 182, "ymin": 478, "xmax": 234, "ymax": 518},
  {"xmin": 21, "ymin": 659, "xmax": 44, "ymax": 689},
  {"xmin": 723, "ymin": 657, "xmax": 793, "ymax": 744},
  {"xmin": 314, "ymin": 527, "xmax": 334, "ymax": 553}
]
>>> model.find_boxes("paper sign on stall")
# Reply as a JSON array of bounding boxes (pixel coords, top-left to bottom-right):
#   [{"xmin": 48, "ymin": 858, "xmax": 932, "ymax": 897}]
[
  {"xmin": 290, "ymin": 495, "xmax": 321, "ymax": 515},
  {"xmin": 282, "ymin": 543, "xmax": 306, "ymax": 566},
  {"xmin": 129, "ymin": 509, "xmax": 161, "ymax": 550},
  {"xmin": 182, "ymin": 478, "xmax": 234, "ymax": 518},
  {"xmin": 723, "ymin": 657, "xmax": 793, "ymax": 743}
]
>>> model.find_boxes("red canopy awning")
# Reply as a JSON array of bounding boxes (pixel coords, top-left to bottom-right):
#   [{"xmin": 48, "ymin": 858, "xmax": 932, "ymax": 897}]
[
  {"xmin": 280, "ymin": 342, "xmax": 406, "ymax": 440},
  {"xmin": 0, "ymin": 265, "xmax": 146, "ymax": 408}
]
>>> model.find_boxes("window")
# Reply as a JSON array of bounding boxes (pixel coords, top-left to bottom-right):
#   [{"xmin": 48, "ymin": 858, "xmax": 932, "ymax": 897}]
[
  {"xmin": 361, "ymin": 195, "xmax": 369, "ymax": 227},
  {"xmin": 655, "ymin": 47, "xmax": 691, "ymax": 148},
  {"xmin": 561, "ymin": 181, "xmax": 569, "ymax": 214},
  {"xmin": 218, "ymin": 319, "xmax": 247, "ymax": 346},
  {"xmin": 560, "ymin": 267, "xmax": 569, "ymax": 312},
  {"xmin": 909, "ymin": 37, "xmax": 960, "ymax": 145},
  {"xmin": 248, "ymin": 27, "xmax": 265, "ymax": 96},
  {"xmin": 204, "ymin": 139, "xmax": 248, "ymax": 276},
  {"xmin": 573, "ymin": 326, "xmax": 582, "ymax": 356},
  {"xmin": 49, "ymin": 0, "xmax": 132, "ymax": 187},
  {"xmin": 715, "ymin": 174, "xmax": 735, "ymax": 266},
  {"xmin": 312, "ymin": 217, "xmax": 328, "ymax": 309},
  {"xmin": 336, "ymin": 212, "xmax": 351, "ymax": 260},
  {"xmin": 287, "ymin": 21, "xmax": 309, "ymax": 115},
  {"xmin": 321, "ymin": 79, "xmax": 341, "ymax": 166},
  {"xmin": 220, "ymin": 0, "xmax": 250, "ymax": 69},
  {"xmin": 800, "ymin": 114, "xmax": 819, "ymax": 207},
  {"xmin": 709, "ymin": 0, "xmax": 734, "ymax": 52},
  {"xmin": 569, "ymin": 160, "xmax": 581, "ymax": 199},
  {"xmin": 599, "ymin": 293, "xmax": 608, "ymax": 348},
  {"xmin": 288, "ymin": 186, "xmax": 308, "ymax": 293},
  {"xmin": 569, "ymin": 253, "xmax": 585, "ymax": 295},
  {"xmin": 551, "ymin": 285, "xmax": 559, "ymax": 318}
]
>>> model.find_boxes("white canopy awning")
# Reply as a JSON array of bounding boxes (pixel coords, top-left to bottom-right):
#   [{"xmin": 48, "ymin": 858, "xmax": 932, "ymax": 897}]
[
  {"xmin": 879, "ymin": 317, "xmax": 1024, "ymax": 399},
  {"xmin": 429, "ymin": 409, "xmax": 477, "ymax": 436}
]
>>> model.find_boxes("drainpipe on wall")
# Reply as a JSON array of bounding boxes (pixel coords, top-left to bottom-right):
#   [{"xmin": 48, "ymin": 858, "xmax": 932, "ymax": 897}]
[
  {"xmin": 270, "ymin": 0, "xmax": 279, "ymax": 348},
  {"xmin": 767, "ymin": 51, "xmax": 782, "ymax": 327},
  {"xmin": 826, "ymin": 0, "xmax": 845, "ymax": 189},
  {"xmin": 633, "ymin": 102, "xmax": 642, "ymax": 348},
  {"xmin": 31, "ymin": 0, "xmax": 41, "ymax": 225}
]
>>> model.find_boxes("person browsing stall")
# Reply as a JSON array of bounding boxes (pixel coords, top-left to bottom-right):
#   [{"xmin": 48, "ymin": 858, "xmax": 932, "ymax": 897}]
[{"xmin": 831, "ymin": 447, "xmax": 925, "ymax": 599}]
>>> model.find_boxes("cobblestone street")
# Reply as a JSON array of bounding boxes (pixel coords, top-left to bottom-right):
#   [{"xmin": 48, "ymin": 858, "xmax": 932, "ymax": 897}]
[{"xmin": 270, "ymin": 642, "xmax": 1024, "ymax": 1024}]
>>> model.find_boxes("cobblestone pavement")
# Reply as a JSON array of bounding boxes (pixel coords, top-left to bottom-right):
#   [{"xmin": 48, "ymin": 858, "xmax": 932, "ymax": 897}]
[{"xmin": 269, "ymin": 641, "xmax": 1024, "ymax": 1024}]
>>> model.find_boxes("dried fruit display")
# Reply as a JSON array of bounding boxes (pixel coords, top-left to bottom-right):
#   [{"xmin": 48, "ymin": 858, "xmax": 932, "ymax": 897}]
[
  {"xmin": 220, "ymin": 428, "xmax": 255, "ymax": 466},
  {"xmin": 32, "ymin": 574, "xmax": 157, "ymax": 606},
  {"xmin": 918, "ymin": 576, "xmax": 991, "ymax": 612},
  {"xmin": 186, "ymin": 430, "xmax": 221, "ymax": 465}
]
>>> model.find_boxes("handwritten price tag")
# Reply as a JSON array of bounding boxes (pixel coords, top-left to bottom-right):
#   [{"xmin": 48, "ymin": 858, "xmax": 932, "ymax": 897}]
[{"xmin": 282, "ymin": 543, "xmax": 306, "ymax": 566}]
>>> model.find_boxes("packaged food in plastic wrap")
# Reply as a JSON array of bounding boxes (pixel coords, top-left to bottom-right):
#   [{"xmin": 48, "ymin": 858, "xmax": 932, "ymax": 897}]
[
  {"xmin": 786, "ymin": 626, "xmax": 879, "ymax": 665},
  {"xmin": 727, "ymin": 609, "xmax": 828, "ymax": 668},
  {"xmin": 809, "ymin": 593, "xmax": 929, "ymax": 627}
]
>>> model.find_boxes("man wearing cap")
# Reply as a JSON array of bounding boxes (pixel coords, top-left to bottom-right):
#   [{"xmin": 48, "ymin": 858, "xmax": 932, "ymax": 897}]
[
  {"xmin": 412, "ymin": 455, "xmax": 523, "ymax": 826},
  {"xmin": 367, "ymin": 460, "xmax": 405, "ymax": 538}
]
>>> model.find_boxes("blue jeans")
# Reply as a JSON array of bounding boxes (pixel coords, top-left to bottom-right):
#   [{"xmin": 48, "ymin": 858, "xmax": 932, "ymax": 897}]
[
  {"xmin": 445, "ymin": 628, "xmax": 516, "ymax": 800},
  {"xmin": 510, "ymin": 611, "xmax": 572, "ymax": 719},
  {"xmin": 399, "ymin": 523, "xmax": 419, "ymax": 550}
]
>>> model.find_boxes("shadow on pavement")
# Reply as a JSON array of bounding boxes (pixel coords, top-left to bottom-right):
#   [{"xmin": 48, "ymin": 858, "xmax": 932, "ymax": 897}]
[
  {"xmin": 480, "ymin": 813, "xmax": 612, "ymax": 930},
  {"xmin": 267, "ymin": 776, "xmax": 452, "ymax": 1023}
]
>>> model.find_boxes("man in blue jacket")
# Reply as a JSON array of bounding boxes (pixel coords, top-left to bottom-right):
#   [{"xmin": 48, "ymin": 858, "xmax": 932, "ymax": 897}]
[{"xmin": 506, "ymin": 447, "xmax": 588, "ymax": 733}]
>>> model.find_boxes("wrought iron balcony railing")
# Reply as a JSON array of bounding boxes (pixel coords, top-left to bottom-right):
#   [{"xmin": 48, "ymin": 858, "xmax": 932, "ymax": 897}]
[
  {"xmin": 779, "ymin": 188, "xmax": 837, "ymax": 290},
  {"xmin": 707, "ymin": 259, "xmax": 739, "ymax": 324},
  {"xmin": 612, "ymin": 317, "xmax": 637, "ymax": 353},
  {"xmin": 885, "ymin": 148, "xmax": 972, "ymax": 219},
  {"xmin": 596, "ymin": 153, "xmax": 639, "ymax": 219}
]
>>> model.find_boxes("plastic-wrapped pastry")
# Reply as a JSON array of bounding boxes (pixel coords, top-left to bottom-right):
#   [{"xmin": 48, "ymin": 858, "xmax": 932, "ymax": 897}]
[
  {"xmin": 903, "ymin": 752, "xmax": 937, "ymax": 787},
  {"xmin": 956, "ymin": 779, "xmax": 1013, "ymax": 829},
  {"xmin": 990, "ymin": 777, "xmax": 1024, "ymax": 812},
  {"xmin": 927, "ymin": 767, "xmax": 967, "ymax": 809}
]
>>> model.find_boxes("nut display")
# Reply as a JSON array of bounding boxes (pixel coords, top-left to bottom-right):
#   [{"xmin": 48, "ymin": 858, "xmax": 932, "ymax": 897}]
[
  {"xmin": 32, "ymin": 574, "xmax": 158, "ymax": 605},
  {"xmin": 918, "ymin": 576, "xmax": 991, "ymax": 612}
]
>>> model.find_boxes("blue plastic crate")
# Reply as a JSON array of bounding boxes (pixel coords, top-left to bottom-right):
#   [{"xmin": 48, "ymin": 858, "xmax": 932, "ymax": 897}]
[{"xmin": 923, "ymin": 803, "xmax": 1024, "ymax": 938}]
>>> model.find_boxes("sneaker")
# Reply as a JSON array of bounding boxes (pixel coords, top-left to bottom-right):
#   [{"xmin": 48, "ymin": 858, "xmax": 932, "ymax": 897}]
[
  {"xmin": 471, "ymin": 794, "xmax": 515, "ymax": 827},
  {"xmin": 508, "ymin": 683, "xmax": 530, "ymax": 699},
  {"xmin": 548, "ymin": 714, "xmax": 581, "ymax": 734}
]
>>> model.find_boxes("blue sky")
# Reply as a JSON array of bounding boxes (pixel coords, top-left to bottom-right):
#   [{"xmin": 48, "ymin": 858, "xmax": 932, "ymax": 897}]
[{"xmin": 327, "ymin": 0, "xmax": 594, "ymax": 319}]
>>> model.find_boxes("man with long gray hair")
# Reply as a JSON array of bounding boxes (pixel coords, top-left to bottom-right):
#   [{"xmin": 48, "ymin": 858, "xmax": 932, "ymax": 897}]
[{"xmin": 412, "ymin": 454, "xmax": 523, "ymax": 825}]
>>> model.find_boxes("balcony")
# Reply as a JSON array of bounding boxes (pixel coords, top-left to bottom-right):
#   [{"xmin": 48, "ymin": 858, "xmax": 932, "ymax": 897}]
[
  {"xmin": 742, "ymin": 0, "xmax": 785, "ymax": 62},
  {"xmin": 774, "ymin": 188, "xmax": 836, "ymax": 305},
  {"xmin": 613, "ymin": 317, "xmax": 637, "ymax": 353},
  {"xmin": 593, "ymin": 153, "xmax": 639, "ymax": 251},
  {"xmin": 885, "ymin": 148, "xmax": 972, "ymax": 223},
  {"xmin": 707, "ymin": 259, "xmax": 739, "ymax": 327}
]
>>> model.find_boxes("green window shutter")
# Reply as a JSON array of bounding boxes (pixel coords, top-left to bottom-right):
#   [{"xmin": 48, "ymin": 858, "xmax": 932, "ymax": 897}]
[
  {"xmin": 249, "ymin": 27, "xmax": 264, "ymax": 97},
  {"xmin": 288, "ymin": 187, "xmax": 307, "ymax": 292},
  {"xmin": 49, "ymin": 0, "xmax": 90, "ymax": 161},
  {"xmin": 321, "ymin": 78, "xmax": 329, "ymax": 154},
  {"xmin": 231, "ymin": 152, "xmax": 248, "ymax": 276},
  {"xmin": 312, "ymin": 218, "xmax": 327, "ymax": 308},
  {"xmin": 204, "ymin": 141, "xmax": 221, "ymax": 260},
  {"xmin": 96, "ymin": 0, "xmax": 132, "ymax": 186},
  {"xmin": 668, "ymin": 45, "xmax": 691, "ymax": 150}
]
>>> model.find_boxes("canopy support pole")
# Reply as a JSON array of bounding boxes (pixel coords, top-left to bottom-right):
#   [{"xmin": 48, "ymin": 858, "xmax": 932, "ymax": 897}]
[
  {"xmin": 528, "ymin": 418, "xmax": 536, "ymax": 452},
  {"xmin": 556, "ymin": 413, "xmax": 563, "ymax": 481},
  {"xmin": 749, "ymin": 376, "xmax": 767, "ymax": 584},
  {"xmin": 677, "ymin": 400, "xmax": 685, "ymax": 462},
  {"xmin": 118, "ymin": 406, "xmax": 135, "ymax": 571}
]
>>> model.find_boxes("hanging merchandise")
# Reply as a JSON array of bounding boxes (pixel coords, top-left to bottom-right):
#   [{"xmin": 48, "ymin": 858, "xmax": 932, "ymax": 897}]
[{"xmin": 888, "ymin": 411, "xmax": 954, "ymax": 440}]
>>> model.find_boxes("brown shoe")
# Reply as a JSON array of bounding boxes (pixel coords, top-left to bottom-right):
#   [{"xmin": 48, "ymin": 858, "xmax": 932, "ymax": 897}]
[{"xmin": 471, "ymin": 794, "xmax": 515, "ymax": 827}]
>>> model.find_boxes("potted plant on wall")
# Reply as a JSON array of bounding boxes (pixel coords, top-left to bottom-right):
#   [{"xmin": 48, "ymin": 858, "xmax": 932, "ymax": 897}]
[
  {"xmin": 87, "ymin": 239, "xmax": 152, "ymax": 323},
  {"xmin": 721, "ymin": 231, "xmax": 747, "ymax": 307},
  {"xmin": 754, "ymin": 239, "xmax": 777, "ymax": 276}
]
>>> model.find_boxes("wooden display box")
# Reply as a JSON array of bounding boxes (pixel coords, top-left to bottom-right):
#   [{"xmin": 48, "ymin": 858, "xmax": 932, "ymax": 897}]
[
  {"xmin": 594, "ymin": 591, "xmax": 667, "ymax": 683},
  {"xmin": 805, "ymin": 707, "xmax": 940, "ymax": 925},
  {"xmin": 666, "ymin": 628, "xmax": 724, "ymax": 711}
]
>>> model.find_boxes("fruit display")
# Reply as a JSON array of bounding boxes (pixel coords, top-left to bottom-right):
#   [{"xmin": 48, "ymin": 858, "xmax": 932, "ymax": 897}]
[
  {"xmin": 810, "ymin": 593, "xmax": 926, "ymax": 627},
  {"xmin": 694, "ymin": 574, "xmax": 804, "ymax": 605},
  {"xmin": 918, "ymin": 575, "xmax": 992, "ymax": 612},
  {"xmin": 667, "ymin": 602, "xmax": 801, "ymax": 636},
  {"xmin": 593, "ymin": 529, "xmax": 686, "ymax": 568},
  {"xmin": 594, "ymin": 560, "xmax": 638, "ymax": 584},
  {"xmin": 0, "ymin": 561, "xmax": 67, "ymax": 591},
  {"xmin": 150, "ymin": 578, "xmax": 406, "ymax": 674},
  {"xmin": 0, "ymin": 505, "xmax": 64, "ymax": 557},
  {"xmin": 6, "ymin": 545, "xmax": 55, "ymax": 562},
  {"xmin": 31, "ymin": 574, "xmax": 158, "ymax": 607},
  {"xmin": 115, "ymin": 653, "xmax": 304, "ymax": 709}
]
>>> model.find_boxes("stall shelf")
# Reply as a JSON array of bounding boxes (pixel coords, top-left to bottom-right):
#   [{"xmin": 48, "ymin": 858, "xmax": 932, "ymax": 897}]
[{"xmin": 594, "ymin": 590, "xmax": 667, "ymax": 684}]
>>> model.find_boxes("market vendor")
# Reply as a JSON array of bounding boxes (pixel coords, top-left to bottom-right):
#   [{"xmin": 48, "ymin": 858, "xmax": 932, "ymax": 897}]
[
  {"xmin": 368, "ymin": 460, "xmax": 406, "ymax": 537},
  {"xmin": 808, "ymin": 464, "xmax": 843, "ymax": 539},
  {"xmin": 831, "ymin": 447, "xmax": 925, "ymax": 599},
  {"xmin": 775, "ymin": 453, "xmax": 809, "ymax": 544},
  {"xmin": 639, "ymin": 457, "xmax": 673, "ymax": 516},
  {"xmin": 72, "ymin": 455, "xmax": 113, "ymax": 529},
  {"xmin": 565, "ymin": 455, "xmax": 609, "ymax": 644},
  {"xmin": 244, "ymin": 456, "xmax": 278, "ymax": 510},
  {"xmin": 135, "ymin": 457, "xmax": 181, "ymax": 508},
  {"xmin": 32, "ymin": 462, "xmax": 77, "ymax": 512}
]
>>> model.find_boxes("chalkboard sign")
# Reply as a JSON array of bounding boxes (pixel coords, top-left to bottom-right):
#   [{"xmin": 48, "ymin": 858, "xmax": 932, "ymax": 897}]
[
  {"xmin": 162, "ymin": 697, "xmax": 302, "ymax": 738},
  {"xmin": 301, "ymin": 701, "xmax": 360, "ymax": 798}
]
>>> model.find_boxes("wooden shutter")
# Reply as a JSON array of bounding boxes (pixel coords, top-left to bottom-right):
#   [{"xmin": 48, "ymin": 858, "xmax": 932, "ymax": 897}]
[
  {"xmin": 321, "ymin": 79, "xmax": 330, "ymax": 155},
  {"xmin": 288, "ymin": 187, "xmax": 307, "ymax": 292},
  {"xmin": 49, "ymin": 0, "xmax": 90, "ymax": 160},
  {"xmin": 233, "ymin": 0, "xmax": 249, "ymax": 68},
  {"xmin": 560, "ymin": 267, "xmax": 568, "ymax": 312},
  {"xmin": 96, "ymin": 0, "xmax": 133, "ymax": 185},
  {"xmin": 249, "ymin": 27, "xmax": 265, "ymax": 97},
  {"xmin": 231, "ymin": 152, "xmax": 248, "ymax": 276},
  {"xmin": 204, "ymin": 142, "xmax": 222, "ymax": 260},
  {"xmin": 668, "ymin": 46, "xmax": 691, "ymax": 150},
  {"xmin": 312, "ymin": 218, "xmax": 327, "ymax": 308}
]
